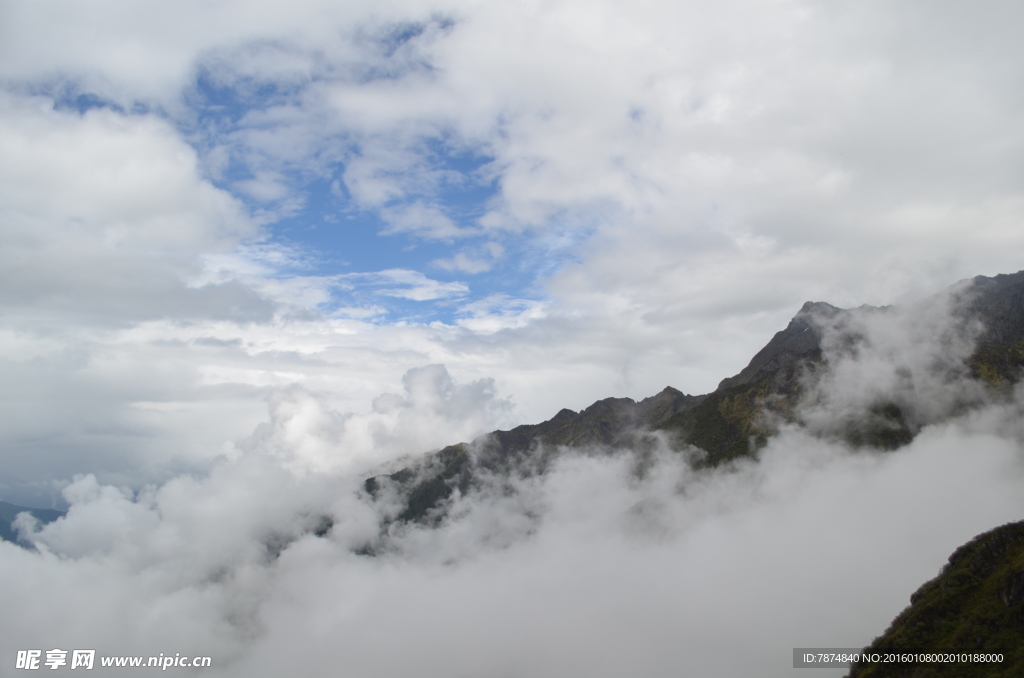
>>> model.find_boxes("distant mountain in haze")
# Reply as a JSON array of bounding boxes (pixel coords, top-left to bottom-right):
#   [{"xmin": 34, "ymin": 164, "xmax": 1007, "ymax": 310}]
[{"xmin": 0, "ymin": 501, "xmax": 63, "ymax": 544}]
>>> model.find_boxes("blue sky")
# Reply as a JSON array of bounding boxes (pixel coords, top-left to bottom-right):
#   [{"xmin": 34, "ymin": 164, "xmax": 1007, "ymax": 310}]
[
  {"xmin": 38, "ymin": 20, "xmax": 571, "ymax": 323},
  {"xmin": 175, "ymin": 33, "xmax": 596, "ymax": 325}
]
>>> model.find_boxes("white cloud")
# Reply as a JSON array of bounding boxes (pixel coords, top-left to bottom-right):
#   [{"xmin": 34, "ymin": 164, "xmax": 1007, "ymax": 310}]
[
  {"xmin": 379, "ymin": 201, "xmax": 474, "ymax": 239},
  {"xmin": 0, "ymin": 92, "xmax": 261, "ymax": 324},
  {"xmin": 433, "ymin": 241, "xmax": 503, "ymax": 273},
  {"xmin": 796, "ymin": 287, "xmax": 988, "ymax": 440},
  {"xmin": 233, "ymin": 171, "xmax": 292, "ymax": 203},
  {"xmin": 350, "ymin": 268, "xmax": 469, "ymax": 301},
  {"xmin": 240, "ymin": 363, "xmax": 513, "ymax": 475},
  {"xmin": 454, "ymin": 294, "xmax": 546, "ymax": 332}
]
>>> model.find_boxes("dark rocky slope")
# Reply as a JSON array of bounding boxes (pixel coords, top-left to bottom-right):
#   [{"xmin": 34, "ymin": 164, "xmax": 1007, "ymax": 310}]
[{"xmin": 365, "ymin": 386, "xmax": 705, "ymax": 524}]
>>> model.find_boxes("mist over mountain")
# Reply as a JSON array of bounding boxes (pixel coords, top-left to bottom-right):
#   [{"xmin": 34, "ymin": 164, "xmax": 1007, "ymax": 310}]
[
  {"xmin": 359, "ymin": 271, "xmax": 1023, "ymax": 536},
  {"xmin": 5, "ymin": 271, "xmax": 1024, "ymax": 676}
]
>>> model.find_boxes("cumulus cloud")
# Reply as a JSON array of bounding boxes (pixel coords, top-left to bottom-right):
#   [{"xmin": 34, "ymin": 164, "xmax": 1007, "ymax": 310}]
[
  {"xmin": 0, "ymin": 92, "xmax": 260, "ymax": 325},
  {"xmin": 240, "ymin": 363, "xmax": 513, "ymax": 475}
]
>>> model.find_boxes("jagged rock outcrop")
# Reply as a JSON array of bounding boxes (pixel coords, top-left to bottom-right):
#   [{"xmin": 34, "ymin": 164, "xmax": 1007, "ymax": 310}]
[{"xmin": 716, "ymin": 300, "xmax": 839, "ymax": 392}]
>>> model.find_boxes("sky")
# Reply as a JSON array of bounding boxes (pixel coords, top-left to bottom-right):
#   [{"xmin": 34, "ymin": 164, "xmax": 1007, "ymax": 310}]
[
  {"xmin": 2, "ymin": 0, "xmax": 1024, "ymax": 504},
  {"xmin": 3, "ymin": 0, "xmax": 1024, "ymax": 675}
]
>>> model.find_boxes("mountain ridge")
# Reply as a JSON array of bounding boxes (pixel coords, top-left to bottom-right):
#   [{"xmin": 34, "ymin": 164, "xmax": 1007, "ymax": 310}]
[{"xmin": 366, "ymin": 269, "xmax": 1024, "ymax": 525}]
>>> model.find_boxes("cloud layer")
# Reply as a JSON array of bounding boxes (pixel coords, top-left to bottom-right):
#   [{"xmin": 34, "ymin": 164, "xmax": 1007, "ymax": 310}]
[{"xmin": 5, "ymin": 292, "xmax": 1024, "ymax": 676}]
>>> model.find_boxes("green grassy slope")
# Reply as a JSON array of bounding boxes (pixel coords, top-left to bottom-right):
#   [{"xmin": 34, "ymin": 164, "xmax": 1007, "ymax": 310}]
[{"xmin": 847, "ymin": 521, "xmax": 1024, "ymax": 678}]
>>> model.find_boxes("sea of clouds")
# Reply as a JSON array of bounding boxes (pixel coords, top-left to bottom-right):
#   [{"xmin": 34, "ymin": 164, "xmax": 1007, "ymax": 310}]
[{"xmin": 5, "ymin": 289, "xmax": 1024, "ymax": 677}]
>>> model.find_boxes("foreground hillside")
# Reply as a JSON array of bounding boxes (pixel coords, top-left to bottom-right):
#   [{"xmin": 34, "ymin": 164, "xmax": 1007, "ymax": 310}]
[{"xmin": 848, "ymin": 521, "xmax": 1024, "ymax": 677}]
